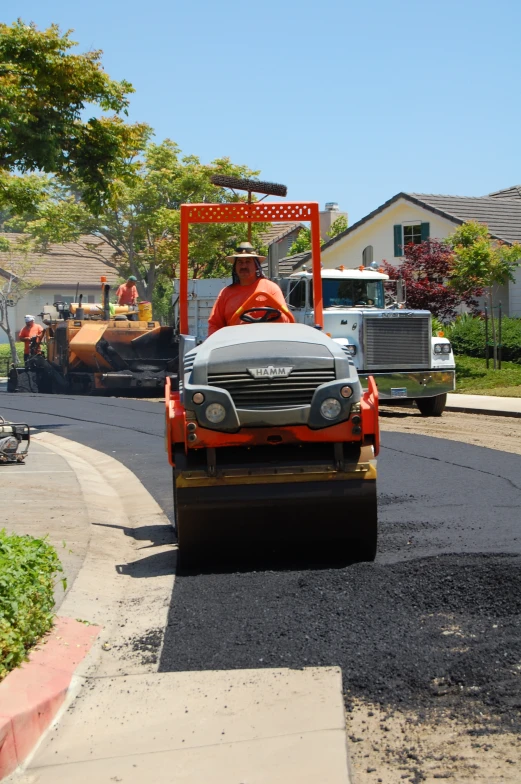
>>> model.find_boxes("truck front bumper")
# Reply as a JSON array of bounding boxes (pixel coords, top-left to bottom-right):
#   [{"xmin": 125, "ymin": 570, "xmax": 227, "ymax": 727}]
[{"xmin": 358, "ymin": 370, "xmax": 455, "ymax": 400}]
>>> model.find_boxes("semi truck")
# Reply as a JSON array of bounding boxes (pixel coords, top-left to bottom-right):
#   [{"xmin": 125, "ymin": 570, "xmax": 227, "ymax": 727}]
[
  {"xmin": 284, "ymin": 265, "xmax": 455, "ymax": 416},
  {"xmin": 174, "ymin": 266, "xmax": 455, "ymax": 417}
]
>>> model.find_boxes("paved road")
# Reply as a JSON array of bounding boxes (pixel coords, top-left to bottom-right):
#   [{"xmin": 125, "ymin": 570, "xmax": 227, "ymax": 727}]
[{"xmin": 2, "ymin": 392, "xmax": 520, "ymax": 737}]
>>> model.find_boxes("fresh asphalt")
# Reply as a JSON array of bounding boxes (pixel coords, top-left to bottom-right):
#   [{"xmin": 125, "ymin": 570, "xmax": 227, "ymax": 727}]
[{"xmin": 2, "ymin": 392, "xmax": 520, "ymax": 736}]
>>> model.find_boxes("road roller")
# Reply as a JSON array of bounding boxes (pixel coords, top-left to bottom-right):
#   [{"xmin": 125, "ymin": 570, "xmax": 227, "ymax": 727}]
[{"xmin": 165, "ymin": 188, "xmax": 380, "ymax": 567}]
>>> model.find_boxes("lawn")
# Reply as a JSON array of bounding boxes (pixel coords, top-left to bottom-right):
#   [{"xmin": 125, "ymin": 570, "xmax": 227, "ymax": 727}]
[{"xmin": 454, "ymin": 355, "xmax": 521, "ymax": 397}]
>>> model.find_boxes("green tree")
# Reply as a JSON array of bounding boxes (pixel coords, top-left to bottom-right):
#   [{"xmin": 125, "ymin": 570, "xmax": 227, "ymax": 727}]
[
  {"xmin": 23, "ymin": 140, "xmax": 268, "ymax": 318},
  {"xmin": 0, "ymin": 238, "xmax": 39, "ymax": 363},
  {"xmin": 287, "ymin": 213, "xmax": 348, "ymax": 256},
  {"xmin": 446, "ymin": 221, "xmax": 521, "ymax": 367},
  {"xmin": 0, "ymin": 20, "xmax": 150, "ymax": 211}
]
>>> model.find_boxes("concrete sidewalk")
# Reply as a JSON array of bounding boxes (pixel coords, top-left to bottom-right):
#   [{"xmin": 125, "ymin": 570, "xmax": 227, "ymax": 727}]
[
  {"xmin": 446, "ymin": 393, "xmax": 521, "ymax": 416},
  {"xmin": 3, "ymin": 433, "xmax": 353, "ymax": 784}
]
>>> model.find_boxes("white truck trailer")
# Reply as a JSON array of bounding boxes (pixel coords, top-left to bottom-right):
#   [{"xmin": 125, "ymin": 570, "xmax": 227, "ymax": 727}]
[{"xmin": 173, "ymin": 266, "xmax": 455, "ymax": 416}]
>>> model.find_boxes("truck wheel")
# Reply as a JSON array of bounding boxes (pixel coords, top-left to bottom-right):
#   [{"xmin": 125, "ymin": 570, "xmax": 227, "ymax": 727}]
[{"xmin": 415, "ymin": 393, "xmax": 447, "ymax": 417}]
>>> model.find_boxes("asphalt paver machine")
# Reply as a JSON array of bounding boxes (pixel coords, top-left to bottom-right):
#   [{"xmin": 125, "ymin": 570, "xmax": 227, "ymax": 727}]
[{"xmin": 165, "ymin": 188, "xmax": 380, "ymax": 566}]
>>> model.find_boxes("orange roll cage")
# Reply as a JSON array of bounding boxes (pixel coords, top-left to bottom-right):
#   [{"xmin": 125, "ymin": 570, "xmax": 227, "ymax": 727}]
[{"xmin": 179, "ymin": 202, "xmax": 324, "ymax": 334}]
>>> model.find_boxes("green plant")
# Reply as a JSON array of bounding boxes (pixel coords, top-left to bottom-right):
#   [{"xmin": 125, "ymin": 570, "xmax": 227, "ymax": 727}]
[
  {"xmin": 431, "ymin": 316, "xmax": 446, "ymax": 336},
  {"xmin": 0, "ymin": 530, "xmax": 65, "ymax": 680},
  {"xmin": 447, "ymin": 314, "xmax": 521, "ymax": 363}
]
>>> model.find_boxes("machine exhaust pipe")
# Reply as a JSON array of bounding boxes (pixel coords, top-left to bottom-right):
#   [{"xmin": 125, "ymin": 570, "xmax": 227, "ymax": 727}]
[{"xmin": 102, "ymin": 284, "xmax": 111, "ymax": 320}]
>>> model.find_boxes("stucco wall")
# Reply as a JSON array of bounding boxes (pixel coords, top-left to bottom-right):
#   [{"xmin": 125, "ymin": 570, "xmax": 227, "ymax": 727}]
[
  {"xmin": 1, "ymin": 286, "xmax": 103, "ymax": 344},
  {"xmin": 320, "ymin": 198, "xmax": 457, "ymax": 271},
  {"xmin": 509, "ymin": 268, "xmax": 521, "ymax": 317}
]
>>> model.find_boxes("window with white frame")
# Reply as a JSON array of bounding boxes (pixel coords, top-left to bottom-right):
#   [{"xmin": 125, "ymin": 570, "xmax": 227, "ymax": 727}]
[
  {"xmin": 403, "ymin": 223, "xmax": 422, "ymax": 246},
  {"xmin": 393, "ymin": 222, "xmax": 430, "ymax": 257}
]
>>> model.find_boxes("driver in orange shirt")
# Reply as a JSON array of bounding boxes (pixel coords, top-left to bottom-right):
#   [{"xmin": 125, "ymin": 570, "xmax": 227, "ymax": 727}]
[{"xmin": 208, "ymin": 243, "xmax": 294, "ymax": 336}]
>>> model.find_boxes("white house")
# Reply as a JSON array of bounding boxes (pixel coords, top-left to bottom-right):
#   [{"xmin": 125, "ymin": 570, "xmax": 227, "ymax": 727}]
[
  {"xmin": 280, "ymin": 187, "xmax": 521, "ymax": 316},
  {"xmin": 0, "ymin": 235, "xmax": 119, "ymax": 344}
]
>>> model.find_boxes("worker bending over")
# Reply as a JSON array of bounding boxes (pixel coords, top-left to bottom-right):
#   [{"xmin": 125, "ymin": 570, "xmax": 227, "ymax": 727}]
[
  {"xmin": 18, "ymin": 315, "xmax": 44, "ymax": 362},
  {"xmin": 208, "ymin": 243, "xmax": 293, "ymax": 336},
  {"xmin": 116, "ymin": 276, "xmax": 139, "ymax": 306}
]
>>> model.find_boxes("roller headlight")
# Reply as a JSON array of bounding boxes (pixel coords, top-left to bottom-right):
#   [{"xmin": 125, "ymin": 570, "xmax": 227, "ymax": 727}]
[
  {"xmin": 320, "ymin": 397, "xmax": 342, "ymax": 420},
  {"xmin": 205, "ymin": 402, "xmax": 226, "ymax": 424}
]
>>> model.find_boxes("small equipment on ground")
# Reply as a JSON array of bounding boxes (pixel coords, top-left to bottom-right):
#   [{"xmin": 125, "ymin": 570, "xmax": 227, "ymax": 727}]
[
  {"xmin": 0, "ymin": 415, "xmax": 30, "ymax": 463},
  {"xmin": 165, "ymin": 181, "xmax": 380, "ymax": 567}
]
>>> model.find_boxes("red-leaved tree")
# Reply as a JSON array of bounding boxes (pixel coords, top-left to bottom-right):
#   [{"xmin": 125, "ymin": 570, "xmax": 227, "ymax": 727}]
[{"xmin": 382, "ymin": 240, "xmax": 483, "ymax": 322}]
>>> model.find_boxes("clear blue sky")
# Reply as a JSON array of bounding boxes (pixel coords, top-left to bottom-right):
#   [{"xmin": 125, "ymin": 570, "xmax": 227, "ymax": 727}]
[{"xmin": 4, "ymin": 0, "xmax": 521, "ymax": 223}]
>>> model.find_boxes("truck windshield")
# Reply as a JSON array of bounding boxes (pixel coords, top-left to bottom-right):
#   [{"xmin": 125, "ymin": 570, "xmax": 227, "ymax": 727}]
[{"xmin": 310, "ymin": 279, "xmax": 385, "ymax": 308}]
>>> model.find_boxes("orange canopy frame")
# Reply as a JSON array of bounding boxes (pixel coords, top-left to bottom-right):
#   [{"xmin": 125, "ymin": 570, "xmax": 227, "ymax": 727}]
[{"xmin": 179, "ymin": 201, "xmax": 323, "ymax": 335}]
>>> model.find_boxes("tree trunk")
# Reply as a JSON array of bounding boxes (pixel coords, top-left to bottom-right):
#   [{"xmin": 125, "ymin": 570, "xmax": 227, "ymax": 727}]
[{"xmin": 489, "ymin": 288, "xmax": 497, "ymax": 370}]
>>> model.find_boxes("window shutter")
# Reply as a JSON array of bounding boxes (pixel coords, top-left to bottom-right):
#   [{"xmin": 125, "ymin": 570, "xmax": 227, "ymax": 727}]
[
  {"xmin": 420, "ymin": 222, "xmax": 430, "ymax": 242},
  {"xmin": 393, "ymin": 225, "xmax": 403, "ymax": 257}
]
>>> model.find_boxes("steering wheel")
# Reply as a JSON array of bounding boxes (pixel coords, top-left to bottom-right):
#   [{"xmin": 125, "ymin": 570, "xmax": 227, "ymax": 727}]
[{"xmin": 239, "ymin": 307, "xmax": 282, "ymax": 324}]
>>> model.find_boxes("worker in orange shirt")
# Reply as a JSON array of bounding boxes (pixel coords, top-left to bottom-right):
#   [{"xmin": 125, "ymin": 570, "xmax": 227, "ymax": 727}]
[
  {"xmin": 208, "ymin": 243, "xmax": 294, "ymax": 336},
  {"xmin": 116, "ymin": 276, "xmax": 139, "ymax": 306},
  {"xmin": 18, "ymin": 315, "xmax": 44, "ymax": 362}
]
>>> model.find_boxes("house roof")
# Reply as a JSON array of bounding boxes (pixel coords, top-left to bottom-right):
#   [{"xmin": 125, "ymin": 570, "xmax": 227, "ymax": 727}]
[
  {"xmin": 489, "ymin": 185, "xmax": 521, "ymax": 200},
  {"xmin": 261, "ymin": 251, "xmax": 310, "ymax": 277},
  {"xmin": 277, "ymin": 187, "xmax": 521, "ymax": 271},
  {"xmin": 259, "ymin": 222, "xmax": 304, "ymax": 246},
  {"xmin": 0, "ymin": 234, "xmax": 120, "ymax": 287}
]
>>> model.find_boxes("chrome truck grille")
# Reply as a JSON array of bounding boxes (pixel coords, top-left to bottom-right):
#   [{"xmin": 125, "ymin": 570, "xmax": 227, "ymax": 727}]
[
  {"xmin": 363, "ymin": 314, "xmax": 431, "ymax": 370},
  {"xmin": 208, "ymin": 369, "xmax": 336, "ymax": 408}
]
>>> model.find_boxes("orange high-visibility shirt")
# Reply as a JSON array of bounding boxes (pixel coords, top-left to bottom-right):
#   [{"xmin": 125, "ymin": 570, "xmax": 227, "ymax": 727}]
[
  {"xmin": 208, "ymin": 279, "xmax": 292, "ymax": 336},
  {"xmin": 116, "ymin": 283, "xmax": 138, "ymax": 305},
  {"xmin": 19, "ymin": 323, "xmax": 43, "ymax": 354}
]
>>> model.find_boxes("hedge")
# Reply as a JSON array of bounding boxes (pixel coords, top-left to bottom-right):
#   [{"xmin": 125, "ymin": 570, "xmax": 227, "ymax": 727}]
[
  {"xmin": 446, "ymin": 315, "xmax": 521, "ymax": 363},
  {"xmin": 0, "ymin": 530, "xmax": 65, "ymax": 680}
]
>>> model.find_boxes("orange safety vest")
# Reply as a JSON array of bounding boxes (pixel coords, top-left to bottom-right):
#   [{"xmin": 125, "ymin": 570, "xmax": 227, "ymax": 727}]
[
  {"xmin": 208, "ymin": 279, "xmax": 293, "ymax": 336},
  {"xmin": 19, "ymin": 323, "xmax": 43, "ymax": 354}
]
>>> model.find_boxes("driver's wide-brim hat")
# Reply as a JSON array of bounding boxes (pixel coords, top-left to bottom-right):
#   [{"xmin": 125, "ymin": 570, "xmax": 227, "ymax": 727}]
[{"xmin": 226, "ymin": 241, "xmax": 266, "ymax": 263}]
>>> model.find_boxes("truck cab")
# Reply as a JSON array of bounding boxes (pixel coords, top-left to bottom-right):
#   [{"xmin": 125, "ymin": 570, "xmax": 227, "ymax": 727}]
[{"xmin": 285, "ymin": 266, "xmax": 455, "ymax": 416}]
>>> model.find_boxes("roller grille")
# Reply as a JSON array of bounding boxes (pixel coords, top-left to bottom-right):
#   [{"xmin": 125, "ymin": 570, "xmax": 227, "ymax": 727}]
[
  {"xmin": 363, "ymin": 316, "xmax": 430, "ymax": 370},
  {"xmin": 208, "ymin": 368, "xmax": 335, "ymax": 408}
]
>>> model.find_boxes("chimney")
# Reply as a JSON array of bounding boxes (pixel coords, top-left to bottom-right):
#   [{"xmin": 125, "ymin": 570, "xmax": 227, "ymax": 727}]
[{"xmin": 319, "ymin": 202, "xmax": 348, "ymax": 241}]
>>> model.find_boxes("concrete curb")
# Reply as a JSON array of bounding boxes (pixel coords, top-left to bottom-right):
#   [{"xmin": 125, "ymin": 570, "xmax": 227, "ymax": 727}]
[
  {"xmin": 0, "ymin": 618, "xmax": 100, "ymax": 780},
  {"xmin": 28, "ymin": 432, "xmax": 176, "ymax": 680},
  {"xmin": 445, "ymin": 400, "xmax": 521, "ymax": 417},
  {"xmin": 2, "ymin": 433, "xmax": 175, "ymax": 781}
]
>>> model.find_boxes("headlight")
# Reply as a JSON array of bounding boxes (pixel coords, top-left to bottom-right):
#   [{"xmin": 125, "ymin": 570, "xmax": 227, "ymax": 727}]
[
  {"xmin": 320, "ymin": 398, "xmax": 341, "ymax": 420},
  {"xmin": 434, "ymin": 344, "xmax": 442, "ymax": 354},
  {"xmin": 442, "ymin": 344, "xmax": 451, "ymax": 354},
  {"xmin": 340, "ymin": 385, "xmax": 353, "ymax": 398},
  {"xmin": 343, "ymin": 345, "xmax": 357, "ymax": 356},
  {"xmin": 205, "ymin": 402, "xmax": 226, "ymax": 424},
  {"xmin": 192, "ymin": 392, "xmax": 205, "ymax": 404}
]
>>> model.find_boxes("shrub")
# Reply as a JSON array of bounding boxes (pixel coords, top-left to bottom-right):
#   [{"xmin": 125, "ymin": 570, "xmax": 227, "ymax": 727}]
[
  {"xmin": 0, "ymin": 530, "xmax": 65, "ymax": 680},
  {"xmin": 447, "ymin": 315, "xmax": 521, "ymax": 362}
]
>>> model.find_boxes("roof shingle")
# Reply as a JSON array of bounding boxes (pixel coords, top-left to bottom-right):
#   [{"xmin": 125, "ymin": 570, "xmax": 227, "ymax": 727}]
[{"xmin": 0, "ymin": 234, "xmax": 120, "ymax": 287}]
